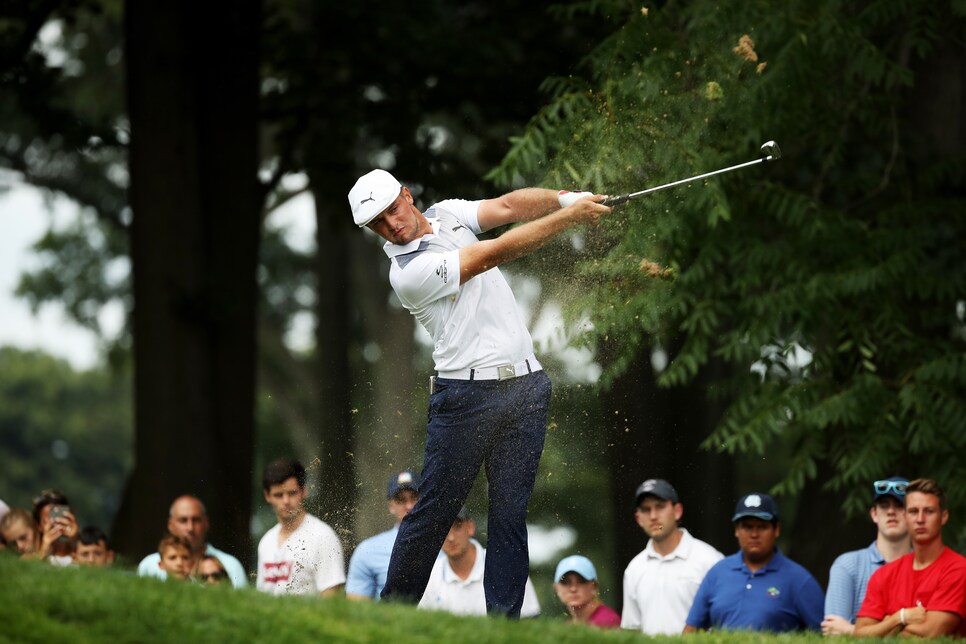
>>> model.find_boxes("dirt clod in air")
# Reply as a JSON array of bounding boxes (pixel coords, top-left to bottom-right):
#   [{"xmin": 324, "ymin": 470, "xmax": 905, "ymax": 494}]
[{"xmin": 733, "ymin": 35, "xmax": 758, "ymax": 62}]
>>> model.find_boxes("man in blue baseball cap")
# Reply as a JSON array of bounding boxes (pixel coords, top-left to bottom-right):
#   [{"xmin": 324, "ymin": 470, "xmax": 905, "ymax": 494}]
[
  {"xmin": 685, "ymin": 492, "xmax": 825, "ymax": 633},
  {"xmin": 346, "ymin": 470, "xmax": 420, "ymax": 600},
  {"xmin": 822, "ymin": 476, "xmax": 911, "ymax": 635}
]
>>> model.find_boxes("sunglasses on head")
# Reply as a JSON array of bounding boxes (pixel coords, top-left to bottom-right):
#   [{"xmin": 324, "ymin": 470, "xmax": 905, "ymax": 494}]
[
  {"xmin": 199, "ymin": 571, "xmax": 227, "ymax": 582},
  {"xmin": 873, "ymin": 480, "xmax": 908, "ymax": 495}
]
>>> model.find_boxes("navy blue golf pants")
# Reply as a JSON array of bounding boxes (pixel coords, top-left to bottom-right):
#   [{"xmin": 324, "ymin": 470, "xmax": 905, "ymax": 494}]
[{"xmin": 380, "ymin": 370, "xmax": 552, "ymax": 618}]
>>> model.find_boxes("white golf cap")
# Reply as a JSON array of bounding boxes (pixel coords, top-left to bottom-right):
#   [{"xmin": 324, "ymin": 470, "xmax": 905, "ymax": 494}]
[{"xmin": 348, "ymin": 169, "xmax": 402, "ymax": 227}]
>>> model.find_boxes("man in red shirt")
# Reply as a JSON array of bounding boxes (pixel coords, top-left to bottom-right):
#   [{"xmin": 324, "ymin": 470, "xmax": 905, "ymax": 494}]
[{"xmin": 855, "ymin": 478, "xmax": 966, "ymax": 638}]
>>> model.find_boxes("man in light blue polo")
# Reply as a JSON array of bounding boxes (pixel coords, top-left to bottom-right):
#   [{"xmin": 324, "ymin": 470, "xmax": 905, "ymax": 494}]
[
  {"xmin": 821, "ymin": 476, "xmax": 910, "ymax": 636},
  {"xmin": 346, "ymin": 470, "xmax": 420, "ymax": 600},
  {"xmin": 684, "ymin": 493, "xmax": 824, "ymax": 633},
  {"xmin": 348, "ymin": 169, "xmax": 612, "ymax": 618}
]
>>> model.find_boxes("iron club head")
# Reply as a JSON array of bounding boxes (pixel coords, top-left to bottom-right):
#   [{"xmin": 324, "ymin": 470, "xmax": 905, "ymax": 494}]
[{"xmin": 760, "ymin": 140, "xmax": 781, "ymax": 162}]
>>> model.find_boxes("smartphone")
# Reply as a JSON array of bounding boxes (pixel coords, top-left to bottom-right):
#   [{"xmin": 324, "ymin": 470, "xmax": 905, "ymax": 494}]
[{"xmin": 49, "ymin": 505, "xmax": 69, "ymax": 521}]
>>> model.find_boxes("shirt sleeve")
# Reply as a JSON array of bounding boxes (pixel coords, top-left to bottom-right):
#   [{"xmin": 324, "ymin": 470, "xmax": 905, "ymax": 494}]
[
  {"xmin": 620, "ymin": 565, "xmax": 642, "ymax": 629},
  {"xmin": 521, "ymin": 577, "xmax": 541, "ymax": 617},
  {"xmin": 313, "ymin": 526, "xmax": 347, "ymax": 593},
  {"xmin": 923, "ymin": 556, "xmax": 966, "ymax": 617},
  {"xmin": 794, "ymin": 572, "xmax": 826, "ymax": 630},
  {"xmin": 685, "ymin": 568, "xmax": 715, "ymax": 629},
  {"xmin": 391, "ymin": 248, "xmax": 461, "ymax": 310},
  {"xmin": 216, "ymin": 552, "xmax": 249, "ymax": 588},
  {"xmin": 857, "ymin": 565, "xmax": 889, "ymax": 620},
  {"xmin": 345, "ymin": 544, "xmax": 376, "ymax": 598},
  {"xmin": 825, "ymin": 553, "xmax": 857, "ymax": 620}
]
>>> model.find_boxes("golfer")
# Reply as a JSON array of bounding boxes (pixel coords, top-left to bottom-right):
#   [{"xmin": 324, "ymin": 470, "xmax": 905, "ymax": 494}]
[{"xmin": 348, "ymin": 169, "xmax": 611, "ymax": 618}]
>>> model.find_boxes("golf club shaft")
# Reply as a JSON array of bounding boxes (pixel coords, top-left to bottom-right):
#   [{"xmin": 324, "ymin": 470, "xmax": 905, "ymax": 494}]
[{"xmin": 603, "ymin": 143, "xmax": 779, "ymax": 206}]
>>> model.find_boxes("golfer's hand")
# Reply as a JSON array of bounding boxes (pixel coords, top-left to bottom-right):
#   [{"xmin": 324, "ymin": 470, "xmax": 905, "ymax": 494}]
[{"xmin": 566, "ymin": 193, "xmax": 612, "ymax": 225}]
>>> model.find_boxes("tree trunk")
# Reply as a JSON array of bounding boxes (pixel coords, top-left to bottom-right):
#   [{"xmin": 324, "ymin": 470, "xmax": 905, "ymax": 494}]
[
  {"xmin": 600, "ymin": 341, "xmax": 734, "ymax": 606},
  {"xmin": 113, "ymin": 0, "xmax": 261, "ymax": 569}
]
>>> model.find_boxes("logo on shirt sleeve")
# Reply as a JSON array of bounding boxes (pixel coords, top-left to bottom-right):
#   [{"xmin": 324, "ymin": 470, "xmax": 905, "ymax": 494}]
[{"xmin": 435, "ymin": 259, "xmax": 449, "ymax": 284}]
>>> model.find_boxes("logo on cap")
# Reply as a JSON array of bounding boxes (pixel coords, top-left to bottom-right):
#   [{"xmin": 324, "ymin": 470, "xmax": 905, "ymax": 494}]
[
  {"xmin": 744, "ymin": 494, "xmax": 762, "ymax": 508},
  {"xmin": 397, "ymin": 472, "xmax": 413, "ymax": 485},
  {"xmin": 360, "ymin": 192, "xmax": 376, "ymax": 205}
]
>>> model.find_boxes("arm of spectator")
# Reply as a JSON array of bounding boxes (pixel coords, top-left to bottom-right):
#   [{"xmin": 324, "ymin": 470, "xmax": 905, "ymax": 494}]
[
  {"xmin": 619, "ymin": 570, "xmax": 640, "ymax": 630},
  {"xmin": 855, "ymin": 614, "xmax": 903, "ymax": 637},
  {"xmin": 320, "ymin": 584, "xmax": 344, "ymax": 598},
  {"xmin": 824, "ymin": 554, "xmax": 857, "ymax": 627},
  {"xmin": 899, "ymin": 610, "xmax": 961, "ymax": 639},
  {"xmin": 822, "ymin": 614, "xmax": 856, "ymax": 636}
]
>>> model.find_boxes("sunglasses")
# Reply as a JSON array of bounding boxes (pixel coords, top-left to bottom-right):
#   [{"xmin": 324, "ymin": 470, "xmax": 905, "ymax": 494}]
[
  {"xmin": 873, "ymin": 480, "xmax": 908, "ymax": 496},
  {"xmin": 199, "ymin": 571, "xmax": 227, "ymax": 582}
]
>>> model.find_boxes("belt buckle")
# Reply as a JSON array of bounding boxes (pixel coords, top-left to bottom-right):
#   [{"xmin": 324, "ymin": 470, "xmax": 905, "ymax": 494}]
[{"xmin": 497, "ymin": 365, "xmax": 516, "ymax": 381}]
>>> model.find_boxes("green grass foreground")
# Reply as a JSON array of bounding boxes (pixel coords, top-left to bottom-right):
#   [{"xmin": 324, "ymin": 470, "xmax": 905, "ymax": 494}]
[{"xmin": 0, "ymin": 555, "xmax": 833, "ymax": 643}]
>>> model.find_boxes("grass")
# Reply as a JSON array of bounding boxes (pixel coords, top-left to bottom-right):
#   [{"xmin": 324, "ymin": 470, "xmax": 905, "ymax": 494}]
[{"xmin": 0, "ymin": 555, "xmax": 874, "ymax": 643}]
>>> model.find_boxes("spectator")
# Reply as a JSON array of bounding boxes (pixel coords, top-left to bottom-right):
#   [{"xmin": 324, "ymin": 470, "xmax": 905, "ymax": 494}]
[
  {"xmin": 256, "ymin": 458, "xmax": 346, "ymax": 597},
  {"xmin": 157, "ymin": 533, "xmax": 192, "ymax": 581},
  {"xmin": 346, "ymin": 470, "xmax": 420, "ymax": 600},
  {"xmin": 418, "ymin": 508, "xmax": 540, "ymax": 617},
  {"xmin": 855, "ymin": 478, "xmax": 966, "ymax": 638},
  {"xmin": 32, "ymin": 489, "xmax": 78, "ymax": 566},
  {"xmin": 822, "ymin": 476, "xmax": 911, "ymax": 636},
  {"xmin": 622, "ymin": 478, "xmax": 723, "ymax": 634},
  {"xmin": 349, "ymin": 170, "xmax": 611, "ymax": 618},
  {"xmin": 0, "ymin": 508, "xmax": 39, "ymax": 557},
  {"xmin": 196, "ymin": 554, "xmax": 229, "ymax": 586},
  {"xmin": 137, "ymin": 495, "xmax": 247, "ymax": 587},
  {"xmin": 684, "ymin": 493, "xmax": 824, "ymax": 633},
  {"xmin": 553, "ymin": 555, "xmax": 621, "ymax": 628},
  {"xmin": 73, "ymin": 526, "xmax": 116, "ymax": 567}
]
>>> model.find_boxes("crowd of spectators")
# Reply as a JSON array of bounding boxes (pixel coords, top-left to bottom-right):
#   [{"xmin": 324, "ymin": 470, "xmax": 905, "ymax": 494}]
[{"xmin": 2, "ymin": 470, "xmax": 964, "ymax": 637}]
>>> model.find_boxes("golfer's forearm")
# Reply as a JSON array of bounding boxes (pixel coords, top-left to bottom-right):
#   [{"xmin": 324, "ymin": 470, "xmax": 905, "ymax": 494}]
[
  {"xmin": 477, "ymin": 188, "xmax": 560, "ymax": 231},
  {"xmin": 460, "ymin": 206, "xmax": 580, "ymax": 282}
]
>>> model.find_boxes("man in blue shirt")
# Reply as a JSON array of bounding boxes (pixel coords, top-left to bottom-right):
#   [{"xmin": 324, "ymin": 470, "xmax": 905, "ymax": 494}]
[
  {"xmin": 345, "ymin": 471, "xmax": 420, "ymax": 600},
  {"xmin": 684, "ymin": 493, "xmax": 824, "ymax": 633},
  {"xmin": 822, "ymin": 476, "xmax": 910, "ymax": 636}
]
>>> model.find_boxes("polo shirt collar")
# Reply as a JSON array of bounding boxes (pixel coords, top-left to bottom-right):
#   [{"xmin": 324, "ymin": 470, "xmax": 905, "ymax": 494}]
[
  {"xmin": 382, "ymin": 214, "xmax": 440, "ymax": 258},
  {"xmin": 644, "ymin": 528, "xmax": 694, "ymax": 561},
  {"xmin": 867, "ymin": 540, "xmax": 885, "ymax": 565},
  {"xmin": 442, "ymin": 539, "xmax": 484, "ymax": 585},
  {"xmin": 733, "ymin": 547, "xmax": 785, "ymax": 574}
]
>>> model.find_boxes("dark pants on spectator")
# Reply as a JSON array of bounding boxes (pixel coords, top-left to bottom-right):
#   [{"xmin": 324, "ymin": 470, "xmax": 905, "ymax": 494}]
[{"xmin": 380, "ymin": 370, "xmax": 551, "ymax": 618}]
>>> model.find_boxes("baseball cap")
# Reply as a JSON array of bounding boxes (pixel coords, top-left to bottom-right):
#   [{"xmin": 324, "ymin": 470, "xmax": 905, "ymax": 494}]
[
  {"xmin": 554, "ymin": 555, "xmax": 598, "ymax": 582},
  {"xmin": 454, "ymin": 505, "xmax": 471, "ymax": 522},
  {"xmin": 348, "ymin": 169, "xmax": 402, "ymax": 227},
  {"xmin": 732, "ymin": 493, "xmax": 780, "ymax": 522},
  {"xmin": 635, "ymin": 478, "xmax": 680, "ymax": 505},
  {"xmin": 386, "ymin": 470, "xmax": 420, "ymax": 499},
  {"xmin": 872, "ymin": 476, "xmax": 909, "ymax": 504}
]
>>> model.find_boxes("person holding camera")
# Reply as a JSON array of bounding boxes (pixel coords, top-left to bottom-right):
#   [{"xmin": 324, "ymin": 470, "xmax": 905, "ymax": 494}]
[{"xmin": 32, "ymin": 489, "xmax": 79, "ymax": 565}]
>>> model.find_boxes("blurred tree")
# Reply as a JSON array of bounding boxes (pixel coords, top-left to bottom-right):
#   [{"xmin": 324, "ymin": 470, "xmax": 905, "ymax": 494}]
[
  {"xmin": 0, "ymin": 347, "xmax": 133, "ymax": 546},
  {"xmin": 489, "ymin": 0, "xmax": 966, "ymax": 585}
]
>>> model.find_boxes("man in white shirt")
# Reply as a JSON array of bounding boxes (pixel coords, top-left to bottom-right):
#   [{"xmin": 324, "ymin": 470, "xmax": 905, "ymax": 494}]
[
  {"xmin": 348, "ymin": 168, "xmax": 611, "ymax": 618},
  {"xmin": 256, "ymin": 458, "xmax": 346, "ymax": 596},
  {"xmin": 621, "ymin": 478, "xmax": 723, "ymax": 634},
  {"xmin": 419, "ymin": 508, "xmax": 540, "ymax": 617}
]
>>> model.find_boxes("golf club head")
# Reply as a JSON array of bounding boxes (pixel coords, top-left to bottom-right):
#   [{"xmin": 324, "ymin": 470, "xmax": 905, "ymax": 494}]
[{"xmin": 760, "ymin": 140, "xmax": 781, "ymax": 162}]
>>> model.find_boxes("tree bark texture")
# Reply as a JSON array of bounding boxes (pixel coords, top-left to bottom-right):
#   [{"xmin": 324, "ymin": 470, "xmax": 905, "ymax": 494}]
[{"xmin": 114, "ymin": 0, "xmax": 261, "ymax": 568}]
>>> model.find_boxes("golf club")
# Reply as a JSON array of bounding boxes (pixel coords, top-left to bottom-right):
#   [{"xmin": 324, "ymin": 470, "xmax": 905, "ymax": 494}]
[{"xmin": 602, "ymin": 141, "xmax": 781, "ymax": 206}]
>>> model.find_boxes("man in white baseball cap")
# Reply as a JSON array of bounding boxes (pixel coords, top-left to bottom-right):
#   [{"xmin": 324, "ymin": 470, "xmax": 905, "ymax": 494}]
[{"xmin": 348, "ymin": 167, "xmax": 611, "ymax": 618}]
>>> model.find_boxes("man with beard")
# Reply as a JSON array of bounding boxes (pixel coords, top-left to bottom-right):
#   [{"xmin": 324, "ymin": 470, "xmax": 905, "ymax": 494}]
[{"xmin": 684, "ymin": 493, "xmax": 824, "ymax": 633}]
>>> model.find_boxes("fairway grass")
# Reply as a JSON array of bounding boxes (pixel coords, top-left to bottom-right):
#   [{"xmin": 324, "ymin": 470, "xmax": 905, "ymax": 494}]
[{"xmin": 0, "ymin": 555, "xmax": 930, "ymax": 643}]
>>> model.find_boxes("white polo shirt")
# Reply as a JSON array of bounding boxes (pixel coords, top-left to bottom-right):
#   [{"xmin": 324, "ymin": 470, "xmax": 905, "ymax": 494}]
[
  {"xmin": 256, "ymin": 513, "xmax": 346, "ymax": 595},
  {"xmin": 418, "ymin": 539, "xmax": 541, "ymax": 617},
  {"xmin": 621, "ymin": 528, "xmax": 723, "ymax": 634},
  {"xmin": 383, "ymin": 199, "xmax": 534, "ymax": 373}
]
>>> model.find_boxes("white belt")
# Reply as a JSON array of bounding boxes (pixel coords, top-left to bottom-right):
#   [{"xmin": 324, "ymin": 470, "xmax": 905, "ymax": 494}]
[{"xmin": 437, "ymin": 356, "xmax": 542, "ymax": 381}]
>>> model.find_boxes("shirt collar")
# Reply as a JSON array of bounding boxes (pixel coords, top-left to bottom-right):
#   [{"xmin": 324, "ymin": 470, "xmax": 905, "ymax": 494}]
[
  {"xmin": 867, "ymin": 540, "xmax": 885, "ymax": 564},
  {"xmin": 442, "ymin": 539, "xmax": 484, "ymax": 584},
  {"xmin": 732, "ymin": 547, "xmax": 785, "ymax": 574},
  {"xmin": 644, "ymin": 528, "xmax": 693, "ymax": 561}
]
